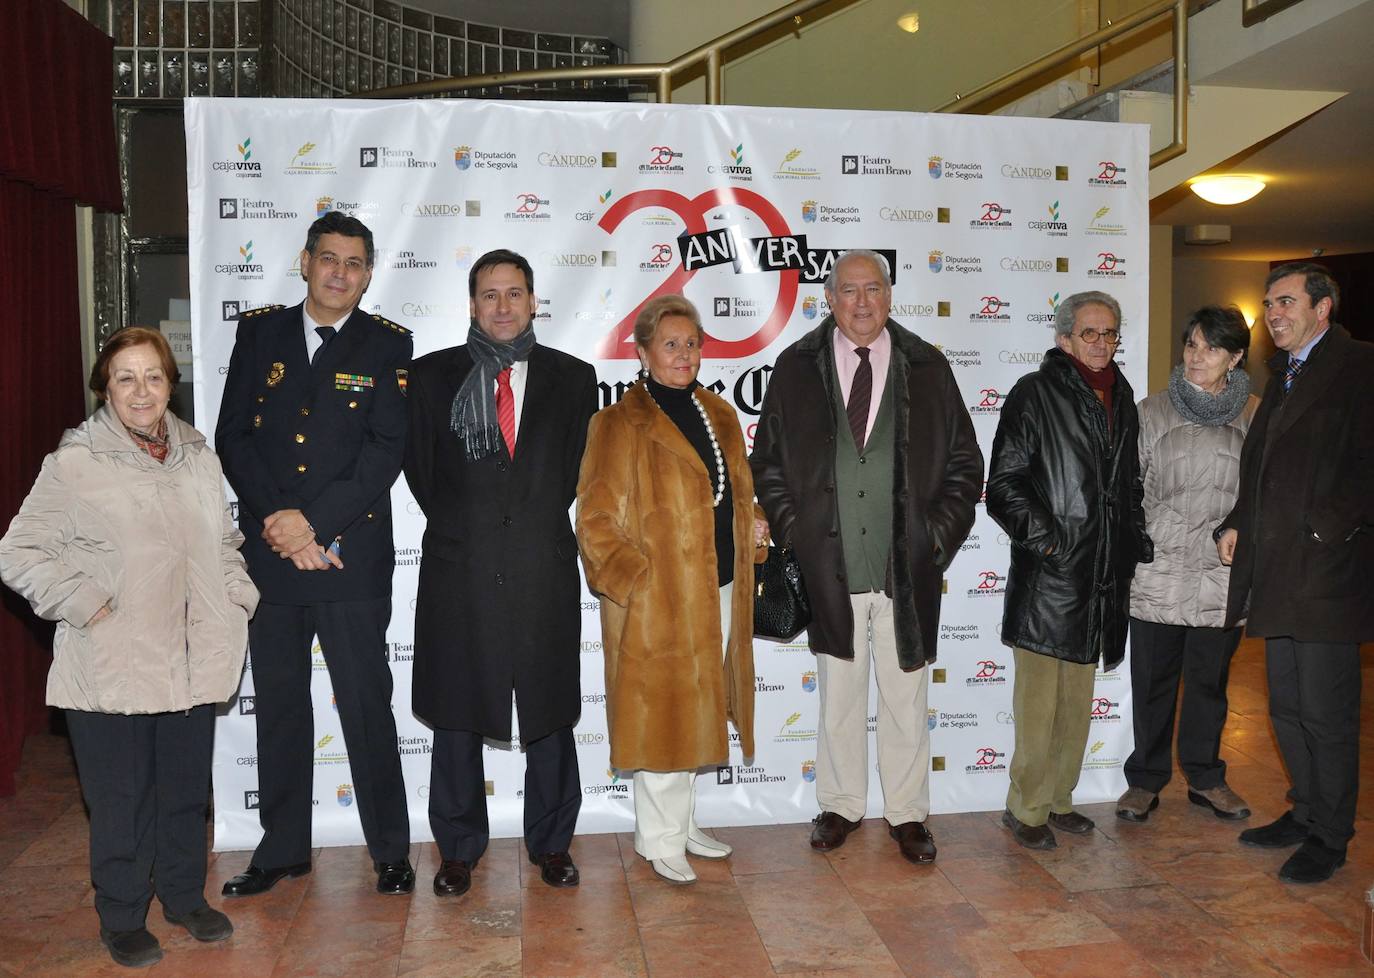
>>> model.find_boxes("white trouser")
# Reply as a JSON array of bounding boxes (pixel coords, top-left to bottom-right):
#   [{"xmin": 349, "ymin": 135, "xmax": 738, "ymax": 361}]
[
  {"xmin": 814, "ymin": 591, "xmax": 931, "ymax": 825},
  {"xmin": 633, "ymin": 582, "xmax": 733, "ymax": 861}
]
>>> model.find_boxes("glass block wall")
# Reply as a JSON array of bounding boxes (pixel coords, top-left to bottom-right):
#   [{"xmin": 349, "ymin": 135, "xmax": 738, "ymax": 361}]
[
  {"xmin": 272, "ymin": 0, "xmax": 629, "ymax": 98},
  {"xmin": 87, "ymin": 0, "xmax": 264, "ymax": 98}
]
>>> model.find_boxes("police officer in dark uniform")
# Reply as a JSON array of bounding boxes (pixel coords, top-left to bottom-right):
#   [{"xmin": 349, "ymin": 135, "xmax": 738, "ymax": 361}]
[{"xmin": 215, "ymin": 212, "xmax": 415, "ymax": 896}]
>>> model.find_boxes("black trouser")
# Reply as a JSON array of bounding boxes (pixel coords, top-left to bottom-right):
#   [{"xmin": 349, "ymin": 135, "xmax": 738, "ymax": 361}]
[
  {"xmin": 1266, "ymin": 637, "xmax": 1361, "ymax": 851},
  {"xmin": 1124, "ymin": 618, "xmax": 1242, "ymax": 792},
  {"xmin": 66, "ymin": 706, "xmax": 215, "ymax": 932},
  {"xmin": 428, "ymin": 725, "xmax": 580, "ymax": 865},
  {"xmin": 248, "ymin": 599, "xmax": 411, "ymax": 868}
]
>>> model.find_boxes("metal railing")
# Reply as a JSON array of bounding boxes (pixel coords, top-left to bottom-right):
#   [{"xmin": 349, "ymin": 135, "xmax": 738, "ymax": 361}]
[{"xmin": 358, "ymin": 0, "xmax": 1201, "ymax": 170}]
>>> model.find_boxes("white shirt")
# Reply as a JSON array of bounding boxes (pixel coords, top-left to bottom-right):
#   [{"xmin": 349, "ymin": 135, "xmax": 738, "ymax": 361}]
[{"xmin": 302, "ymin": 306, "xmax": 350, "ymax": 361}]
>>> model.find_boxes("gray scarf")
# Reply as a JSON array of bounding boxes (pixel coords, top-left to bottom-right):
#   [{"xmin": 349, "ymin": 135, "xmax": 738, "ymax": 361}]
[
  {"xmin": 449, "ymin": 322, "xmax": 537, "ymax": 459},
  {"xmin": 1166, "ymin": 362, "xmax": 1250, "ymax": 426}
]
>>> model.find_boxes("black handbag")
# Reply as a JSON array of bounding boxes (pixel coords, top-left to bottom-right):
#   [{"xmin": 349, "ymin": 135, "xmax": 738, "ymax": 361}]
[{"xmin": 753, "ymin": 545, "xmax": 811, "ymax": 641}]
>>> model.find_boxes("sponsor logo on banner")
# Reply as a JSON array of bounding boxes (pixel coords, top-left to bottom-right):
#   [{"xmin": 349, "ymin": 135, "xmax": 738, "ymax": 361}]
[
  {"xmin": 397, "ymin": 735, "xmax": 431, "ymax": 755},
  {"xmin": 893, "ymin": 302, "xmax": 946, "ymax": 320},
  {"xmin": 996, "ymin": 711, "xmax": 1015, "ymax": 725},
  {"xmin": 1025, "ymin": 292, "xmax": 1060, "ymax": 325},
  {"xmin": 238, "ymin": 695, "xmax": 256, "ymax": 714},
  {"xmin": 708, "ymin": 143, "xmax": 753, "ymax": 180},
  {"xmin": 1028, "ymin": 200, "xmax": 1069, "ymax": 236},
  {"xmin": 1089, "ymin": 160, "xmax": 1128, "ymax": 186},
  {"xmin": 542, "ymin": 250, "xmax": 600, "ymax": 268},
  {"xmin": 504, "ymin": 193, "xmax": 551, "ymax": 222},
  {"xmin": 968, "ymin": 570, "xmax": 1006, "ymax": 596},
  {"xmin": 402, "ymin": 199, "xmax": 480, "ymax": 218},
  {"xmin": 1003, "ymin": 256, "xmax": 1070, "ymax": 274},
  {"xmin": 1089, "ymin": 252, "xmax": 1127, "ymax": 278},
  {"xmin": 284, "ymin": 142, "xmax": 337, "ymax": 175},
  {"xmin": 928, "ymin": 251, "xmax": 982, "ymax": 274},
  {"xmin": 941, "ymin": 623, "xmax": 979, "ymax": 643},
  {"xmin": 801, "ymin": 295, "xmax": 829, "ymax": 320},
  {"xmin": 714, "ymin": 296, "xmax": 764, "ymax": 318},
  {"xmin": 941, "ymin": 347, "xmax": 981, "ymax": 367},
  {"xmin": 718, "ymin": 765, "xmax": 785, "ymax": 784},
  {"xmin": 755, "ymin": 676, "xmax": 784, "ymax": 693},
  {"xmin": 337, "ymin": 784, "xmax": 354, "ymax": 807},
  {"xmin": 639, "ymin": 145, "xmax": 685, "ymax": 174},
  {"xmin": 878, "ymin": 205, "xmax": 943, "ymax": 223},
  {"xmin": 999, "ymin": 347, "xmax": 1045, "ymax": 365},
  {"xmin": 927, "ymin": 709, "xmax": 938, "ymax": 731},
  {"xmin": 244, "ymin": 790, "xmax": 260, "ymax": 809},
  {"xmin": 212, "ymin": 137, "xmax": 262, "ymax": 178},
  {"xmin": 311, "ymin": 641, "xmax": 327, "ymax": 671},
  {"xmin": 640, "ymin": 210, "xmax": 677, "ymax": 227},
  {"xmin": 969, "ymin": 296, "xmax": 1011, "ymax": 323},
  {"xmin": 359, "ymin": 146, "xmax": 436, "ymax": 169},
  {"xmin": 576, "ymin": 288, "xmax": 616, "ymax": 323},
  {"xmin": 970, "ymin": 202, "xmax": 1013, "ymax": 229},
  {"xmin": 959, "ymin": 530, "xmax": 980, "ymax": 554},
  {"xmin": 215, "ymin": 241, "xmax": 264, "ymax": 281},
  {"xmin": 221, "ymin": 299, "xmax": 273, "ymax": 322},
  {"xmin": 455, "ymin": 246, "xmax": 475, "ymax": 269},
  {"xmin": 388, "ymin": 641, "xmax": 415, "ymax": 662},
  {"xmin": 774, "ymin": 711, "xmax": 817, "ymax": 743},
  {"xmin": 774, "ymin": 148, "xmax": 820, "ymax": 180},
  {"xmin": 639, "ymin": 243, "xmax": 675, "ymax": 271},
  {"xmin": 1086, "ymin": 205, "xmax": 1127, "ymax": 236},
  {"xmin": 575, "ymin": 732, "xmax": 606, "ymax": 745},
  {"xmin": 235, "ymin": 754, "xmax": 257, "ymax": 766},
  {"xmin": 317, "ymin": 196, "xmax": 382, "ymax": 220},
  {"xmin": 536, "ymin": 151, "xmax": 614, "ymax": 168},
  {"xmin": 376, "ymin": 249, "xmax": 437, "ymax": 271},
  {"xmin": 1082, "ymin": 739, "xmax": 1122, "ymax": 769},
  {"xmin": 400, "ymin": 300, "xmax": 466, "ymax": 319},
  {"xmin": 842, "ymin": 153, "xmax": 913, "ymax": 176},
  {"xmin": 585, "ymin": 769, "xmax": 630, "ymax": 796},
  {"xmin": 454, "ymin": 145, "xmax": 518, "ymax": 170},
  {"xmin": 1091, "ymin": 697, "xmax": 1123, "ymax": 722},
  {"xmin": 220, "ymin": 197, "xmax": 299, "ymax": 220},
  {"xmin": 966, "ymin": 746, "xmax": 1007, "ymax": 773},
  {"xmin": 967, "ymin": 658, "xmax": 1007, "ymax": 686},
  {"xmin": 801, "ymin": 671, "xmax": 817, "ymax": 692},
  {"xmin": 801, "ymin": 760, "xmax": 816, "ymax": 782},
  {"xmin": 1000, "ymin": 163, "xmax": 1065, "ymax": 181},
  {"xmin": 314, "ymin": 732, "xmax": 349, "ymax": 765},
  {"xmin": 801, "ymin": 200, "xmax": 860, "ymax": 224},
  {"xmin": 970, "ymin": 388, "xmax": 1005, "ymax": 414},
  {"xmin": 928, "ymin": 156, "xmax": 983, "ymax": 180},
  {"xmin": 937, "ymin": 712, "xmax": 979, "ymax": 730}
]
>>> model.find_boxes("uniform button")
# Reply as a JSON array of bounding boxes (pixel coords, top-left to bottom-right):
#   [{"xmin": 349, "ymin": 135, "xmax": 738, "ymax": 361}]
[
  {"xmin": 366, "ymin": 512, "xmax": 374, "ymax": 520},
  {"xmin": 253, "ymin": 415, "xmax": 262, "ymax": 427},
  {"xmin": 257, "ymin": 395, "xmax": 266, "ymax": 404},
  {"xmin": 495, "ymin": 573, "xmax": 504, "ymax": 585},
  {"xmin": 497, "ymin": 461, "xmax": 507, "ymax": 472},
  {"xmin": 502, "ymin": 516, "xmax": 512, "ymax": 527},
  {"xmin": 859, "ymin": 456, "xmax": 866, "ymax": 464},
  {"xmin": 858, "ymin": 490, "xmax": 867, "ymax": 498},
  {"xmin": 295, "ymin": 433, "xmax": 306, "ymax": 444},
  {"xmin": 297, "ymin": 464, "xmax": 307, "ymax": 473},
  {"xmin": 299, "ymin": 407, "xmax": 310, "ymax": 416},
  {"xmin": 348, "ymin": 401, "xmax": 358, "ymax": 409}
]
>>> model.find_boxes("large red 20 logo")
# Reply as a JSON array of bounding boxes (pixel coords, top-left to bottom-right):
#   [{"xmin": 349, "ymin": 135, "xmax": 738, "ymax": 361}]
[{"xmin": 594, "ymin": 187, "xmax": 799, "ymax": 360}]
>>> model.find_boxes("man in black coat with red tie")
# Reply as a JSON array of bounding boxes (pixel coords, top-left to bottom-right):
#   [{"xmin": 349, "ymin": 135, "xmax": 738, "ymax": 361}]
[
  {"xmin": 404, "ymin": 249, "xmax": 598, "ymax": 897},
  {"xmin": 215, "ymin": 212, "xmax": 415, "ymax": 896}
]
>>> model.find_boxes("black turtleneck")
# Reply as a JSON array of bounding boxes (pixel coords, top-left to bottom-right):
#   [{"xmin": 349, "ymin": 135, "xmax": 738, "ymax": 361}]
[{"xmin": 644, "ymin": 377, "xmax": 735, "ymax": 586}]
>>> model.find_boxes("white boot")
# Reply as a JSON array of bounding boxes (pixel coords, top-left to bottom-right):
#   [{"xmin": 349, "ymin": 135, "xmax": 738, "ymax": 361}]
[
  {"xmin": 685, "ymin": 827, "xmax": 733, "ymax": 859},
  {"xmin": 650, "ymin": 855, "xmax": 696, "ymax": 884}
]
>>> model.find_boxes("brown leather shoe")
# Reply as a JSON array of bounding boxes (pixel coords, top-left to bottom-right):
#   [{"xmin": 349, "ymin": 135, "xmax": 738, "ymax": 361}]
[
  {"xmin": 1188, "ymin": 782, "xmax": 1251, "ymax": 820},
  {"xmin": 1002, "ymin": 809, "xmax": 1057, "ymax": 850},
  {"xmin": 889, "ymin": 821, "xmax": 937, "ymax": 864},
  {"xmin": 433, "ymin": 859, "xmax": 472, "ymax": 897},
  {"xmin": 810, "ymin": 812, "xmax": 862, "ymax": 851},
  {"xmin": 529, "ymin": 851, "xmax": 580, "ymax": 888},
  {"xmin": 1047, "ymin": 810, "xmax": 1095, "ymax": 834}
]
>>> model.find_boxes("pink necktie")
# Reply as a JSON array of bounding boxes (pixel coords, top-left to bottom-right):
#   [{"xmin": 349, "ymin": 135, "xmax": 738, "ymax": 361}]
[{"xmin": 496, "ymin": 367, "xmax": 516, "ymax": 457}]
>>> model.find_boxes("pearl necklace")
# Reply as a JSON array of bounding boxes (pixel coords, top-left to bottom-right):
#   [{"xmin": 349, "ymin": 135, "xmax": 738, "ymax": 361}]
[{"xmin": 645, "ymin": 383, "xmax": 726, "ymax": 508}]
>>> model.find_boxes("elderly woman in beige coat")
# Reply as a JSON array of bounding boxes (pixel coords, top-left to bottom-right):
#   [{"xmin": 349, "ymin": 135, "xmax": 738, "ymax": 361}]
[
  {"xmin": 0, "ymin": 327, "xmax": 257, "ymax": 969},
  {"xmin": 1117, "ymin": 306, "xmax": 1259, "ymax": 823},
  {"xmin": 577, "ymin": 295, "xmax": 767, "ymax": 885}
]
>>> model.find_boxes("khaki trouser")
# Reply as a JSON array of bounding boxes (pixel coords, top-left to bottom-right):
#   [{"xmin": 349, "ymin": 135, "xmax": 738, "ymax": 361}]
[{"xmin": 1006, "ymin": 646, "xmax": 1096, "ymax": 826}]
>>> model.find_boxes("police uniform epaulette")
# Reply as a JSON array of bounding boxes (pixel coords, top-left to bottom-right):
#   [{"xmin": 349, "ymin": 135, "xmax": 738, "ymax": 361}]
[
  {"xmin": 370, "ymin": 313, "xmax": 412, "ymax": 336},
  {"xmin": 236, "ymin": 304, "xmax": 286, "ymax": 320}
]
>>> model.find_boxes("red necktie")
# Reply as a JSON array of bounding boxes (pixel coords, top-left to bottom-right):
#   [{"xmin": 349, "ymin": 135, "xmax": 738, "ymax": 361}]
[{"xmin": 496, "ymin": 367, "xmax": 516, "ymax": 457}]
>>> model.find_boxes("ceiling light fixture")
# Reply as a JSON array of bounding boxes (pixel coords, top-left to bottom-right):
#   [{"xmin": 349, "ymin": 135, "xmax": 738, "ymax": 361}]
[
  {"xmin": 896, "ymin": 13, "xmax": 920, "ymax": 33},
  {"xmin": 1189, "ymin": 175, "xmax": 1266, "ymax": 205}
]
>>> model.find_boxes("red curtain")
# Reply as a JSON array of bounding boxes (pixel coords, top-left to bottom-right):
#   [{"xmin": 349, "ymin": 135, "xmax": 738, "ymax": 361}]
[{"xmin": 0, "ymin": 1, "xmax": 122, "ymax": 795}]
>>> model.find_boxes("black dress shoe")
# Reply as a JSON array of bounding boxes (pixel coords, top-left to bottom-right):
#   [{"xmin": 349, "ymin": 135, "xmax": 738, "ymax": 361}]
[
  {"xmin": 1002, "ymin": 809, "xmax": 1057, "ymax": 850},
  {"xmin": 1048, "ymin": 810, "xmax": 1095, "ymax": 834},
  {"xmin": 1238, "ymin": 811, "xmax": 1308, "ymax": 849},
  {"xmin": 375, "ymin": 859, "xmax": 416, "ymax": 894},
  {"xmin": 889, "ymin": 821, "xmax": 937, "ymax": 864},
  {"xmin": 433, "ymin": 859, "xmax": 473, "ymax": 897},
  {"xmin": 163, "ymin": 904, "xmax": 234, "ymax": 942},
  {"xmin": 99, "ymin": 927, "xmax": 163, "ymax": 968},
  {"xmin": 810, "ymin": 812, "xmax": 862, "ymax": 851},
  {"xmin": 1278, "ymin": 838, "xmax": 1346, "ymax": 884},
  {"xmin": 529, "ymin": 851, "xmax": 580, "ymax": 888},
  {"xmin": 221, "ymin": 861, "xmax": 312, "ymax": 897}
]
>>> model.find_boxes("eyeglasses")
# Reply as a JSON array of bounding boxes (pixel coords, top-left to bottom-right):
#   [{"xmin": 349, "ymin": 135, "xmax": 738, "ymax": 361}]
[
  {"xmin": 313, "ymin": 252, "xmax": 368, "ymax": 273},
  {"xmin": 1073, "ymin": 328, "xmax": 1121, "ymax": 345}
]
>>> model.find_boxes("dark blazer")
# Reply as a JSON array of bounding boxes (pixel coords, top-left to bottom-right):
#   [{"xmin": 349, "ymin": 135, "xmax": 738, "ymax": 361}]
[
  {"xmin": 1221, "ymin": 325, "xmax": 1374, "ymax": 642},
  {"xmin": 404, "ymin": 343, "xmax": 598, "ymax": 742},
  {"xmin": 215, "ymin": 302, "xmax": 412, "ymax": 603},
  {"xmin": 750, "ymin": 317, "xmax": 983, "ymax": 669}
]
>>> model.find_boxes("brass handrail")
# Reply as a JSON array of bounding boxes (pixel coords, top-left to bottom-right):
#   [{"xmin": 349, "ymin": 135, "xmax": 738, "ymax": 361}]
[
  {"xmin": 935, "ymin": 0, "xmax": 1190, "ymax": 169},
  {"xmin": 356, "ymin": 0, "xmax": 849, "ymax": 103}
]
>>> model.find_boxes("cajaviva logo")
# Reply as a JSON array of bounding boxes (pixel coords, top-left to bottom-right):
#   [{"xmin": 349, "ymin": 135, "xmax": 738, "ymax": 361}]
[{"xmin": 212, "ymin": 137, "xmax": 262, "ymax": 176}]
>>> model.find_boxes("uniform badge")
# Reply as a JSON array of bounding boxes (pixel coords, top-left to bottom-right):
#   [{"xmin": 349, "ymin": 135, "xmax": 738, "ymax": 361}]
[
  {"xmin": 335, "ymin": 372, "xmax": 375, "ymax": 392},
  {"xmin": 266, "ymin": 362, "xmax": 285, "ymax": 387},
  {"xmin": 396, "ymin": 368, "xmax": 408, "ymax": 396}
]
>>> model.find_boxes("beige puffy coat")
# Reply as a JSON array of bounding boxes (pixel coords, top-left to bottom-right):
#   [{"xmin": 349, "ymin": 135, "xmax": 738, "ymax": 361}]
[
  {"xmin": 0, "ymin": 406, "xmax": 258, "ymax": 713},
  {"xmin": 1129, "ymin": 390, "xmax": 1259, "ymax": 627}
]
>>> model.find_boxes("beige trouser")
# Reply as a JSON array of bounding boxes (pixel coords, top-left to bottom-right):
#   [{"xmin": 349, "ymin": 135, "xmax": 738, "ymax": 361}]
[
  {"xmin": 815, "ymin": 591, "xmax": 931, "ymax": 825},
  {"xmin": 633, "ymin": 582, "xmax": 732, "ymax": 861},
  {"xmin": 1006, "ymin": 646, "xmax": 1097, "ymax": 826}
]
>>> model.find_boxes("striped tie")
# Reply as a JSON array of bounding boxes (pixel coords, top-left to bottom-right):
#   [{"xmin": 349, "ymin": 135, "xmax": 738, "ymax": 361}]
[
  {"xmin": 1283, "ymin": 356, "xmax": 1304, "ymax": 393},
  {"xmin": 496, "ymin": 367, "xmax": 516, "ymax": 457},
  {"xmin": 847, "ymin": 347, "xmax": 872, "ymax": 453}
]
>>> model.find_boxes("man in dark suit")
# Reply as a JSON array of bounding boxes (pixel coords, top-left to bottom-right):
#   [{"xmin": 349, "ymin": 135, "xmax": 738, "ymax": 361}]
[
  {"xmin": 404, "ymin": 249, "xmax": 597, "ymax": 897},
  {"xmin": 215, "ymin": 212, "xmax": 415, "ymax": 896},
  {"xmin": 1217, "ymin": 262, "xmax": 1374, "ymax": 884}
]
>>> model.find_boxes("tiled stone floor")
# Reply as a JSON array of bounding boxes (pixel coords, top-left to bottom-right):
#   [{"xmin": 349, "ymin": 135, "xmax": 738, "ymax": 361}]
[{"xmin": 2, "ymin": 637, "xmax": 1372, "ymax": 976}]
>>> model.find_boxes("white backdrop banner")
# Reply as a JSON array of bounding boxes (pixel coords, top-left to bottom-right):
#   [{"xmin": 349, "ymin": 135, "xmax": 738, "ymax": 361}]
[{"xmin": 186, "ymin": 97, "xmax": 1149, "ymax": 852}]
